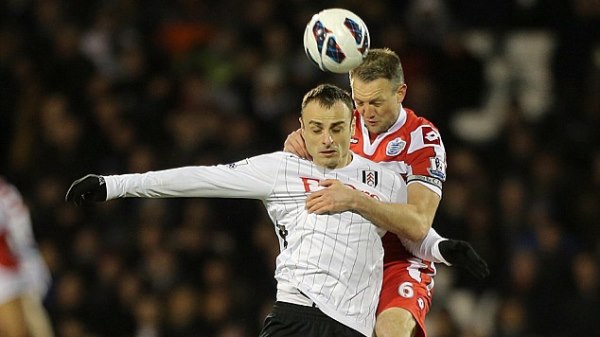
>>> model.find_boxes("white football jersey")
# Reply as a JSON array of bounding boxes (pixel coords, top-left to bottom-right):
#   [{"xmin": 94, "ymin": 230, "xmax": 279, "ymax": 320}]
[{"xmin": 104, "ymin": 151, "xmax": 407, "ymax": 336}]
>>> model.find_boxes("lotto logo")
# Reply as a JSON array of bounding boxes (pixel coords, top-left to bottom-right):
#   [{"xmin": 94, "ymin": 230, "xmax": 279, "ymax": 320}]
[
  {"xmin": 425, "ymin": 131, "xmax": 438, "ymax": 142},
  {"xmin": 421, "ymin": 126, "xmax": 441, "ymax": 145}
]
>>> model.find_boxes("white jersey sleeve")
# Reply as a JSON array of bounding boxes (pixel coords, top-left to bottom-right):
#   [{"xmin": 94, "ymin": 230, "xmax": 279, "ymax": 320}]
[
  {"xmin": 398, "ymin": 228, "xmax": 450, "ymax": 265},
  {"xmin": 104, "ymin": 153, "xmax": 284, "ymax": 200}
]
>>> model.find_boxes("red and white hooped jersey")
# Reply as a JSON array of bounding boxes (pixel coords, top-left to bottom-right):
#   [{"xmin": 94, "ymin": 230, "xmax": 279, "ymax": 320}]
[
  {"xmin": 350, "ymin": 107, "xmax": 446, "ymax": 270},
  {"xmin": 0, "ymin": 177, "xmax": 51, "ymax": 304},
  {"xmin": 0, "ymin": 178, "xmax": 29, "ymax": 273}
]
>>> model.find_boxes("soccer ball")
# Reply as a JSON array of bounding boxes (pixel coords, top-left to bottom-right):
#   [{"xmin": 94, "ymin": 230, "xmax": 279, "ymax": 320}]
[{"xmin": 303, "ymin": 8, "xmax": 370, "ymax": 73}]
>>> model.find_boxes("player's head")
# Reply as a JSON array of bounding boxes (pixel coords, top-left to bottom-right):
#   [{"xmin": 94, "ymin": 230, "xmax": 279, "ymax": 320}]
[
  {"xmin": 300, "ymin": 84, "xmax": 356, "ymax": 169},
  {"xmin": 349, "ymin": 48, "xmax": 407, "ymax": 135}
]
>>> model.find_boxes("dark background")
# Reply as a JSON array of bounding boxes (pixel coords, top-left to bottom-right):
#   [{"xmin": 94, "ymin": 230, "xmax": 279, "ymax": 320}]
[{"xmin": 1, "ymin": 1, "xmax": 599, "ymax": 336}]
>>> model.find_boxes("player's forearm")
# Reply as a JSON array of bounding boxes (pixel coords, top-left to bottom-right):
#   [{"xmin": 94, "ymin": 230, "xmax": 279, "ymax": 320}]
[
  {"xmin": 352, "ymin": 193, "xmax": 430, "ymax": 241},
  {"xmin": 104, "ymin": 167, "xmax": 211, "ymax": 199}
]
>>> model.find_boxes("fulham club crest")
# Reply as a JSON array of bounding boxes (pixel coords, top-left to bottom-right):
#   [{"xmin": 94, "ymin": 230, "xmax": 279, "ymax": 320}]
[{"xmin": 362, "ymin": 170, "xmax": 379, "ymax": 187}]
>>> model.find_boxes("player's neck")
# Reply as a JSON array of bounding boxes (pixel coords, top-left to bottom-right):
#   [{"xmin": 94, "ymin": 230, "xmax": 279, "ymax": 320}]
[
  {"xmin": 368, "ymin": 131, "xmax": 378, "ymax": 142},
  {"xmin": 339, "ymin": 152, "xmax": 353, "ymax": 168}
]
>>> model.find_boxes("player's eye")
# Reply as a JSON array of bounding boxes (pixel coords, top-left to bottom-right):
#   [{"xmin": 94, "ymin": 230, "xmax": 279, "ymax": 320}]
[
  {"xmin": 311, "ymin": 128, "xmax": 322, "ymax": 134},
  {"xmin": 331, "ymin": 127, "xmax": 342, "ymax": 133}
]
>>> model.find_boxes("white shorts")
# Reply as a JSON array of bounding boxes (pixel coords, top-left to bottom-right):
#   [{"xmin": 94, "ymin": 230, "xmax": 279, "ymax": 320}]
[
  {"xmin": 0, "ymin": 265, "xmax": 25, "ymax": 304},
  {"xmin": 0, "ymin": 256, "xmax": 50, "ymax": 304}
]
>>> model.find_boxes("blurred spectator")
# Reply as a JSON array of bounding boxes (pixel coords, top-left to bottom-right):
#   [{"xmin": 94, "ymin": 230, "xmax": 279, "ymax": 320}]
[
  {"xmin": 563, "ymin": 252, "xmax": 600, "ymax": 337},
  {"xmin": 162, "ymin": 283, "xmax": 208, "ymax": 337},
  {"xmin": 0, "ymin": 178, "xmax": 54, "ymax": 337},
  {"xmin": 133, "ymin": 294, "xmax": 162, "ymax": 337},
  {"xmin": 492, "ymin": 297, "xmax": 531, "ymax": 337}
]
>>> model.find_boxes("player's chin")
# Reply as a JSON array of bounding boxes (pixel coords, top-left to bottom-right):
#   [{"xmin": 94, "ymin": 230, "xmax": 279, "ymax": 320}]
[
  {"xmin": 365, "ymin": 123, "xmax": 383, "ymax": 134},
  {"xmin": 320, "ymin": 153, "xmax": 340, "ymax": 166},
  {"xmin": 315, "ymin": 155, "xmax": 340, "ymax": 169}
]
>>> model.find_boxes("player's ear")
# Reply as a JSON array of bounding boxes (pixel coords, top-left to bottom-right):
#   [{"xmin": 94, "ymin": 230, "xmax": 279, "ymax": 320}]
[
  {"xmin": 299, "ymin": 116, "xmax": 305, "ymax": 132},
  {"xmin": 350, "ymin": 114, "xmax": 356, "ymax": 135},
  {"xmin": 396, "ymin": 83, "xmax": 407, "ymax": 104}
]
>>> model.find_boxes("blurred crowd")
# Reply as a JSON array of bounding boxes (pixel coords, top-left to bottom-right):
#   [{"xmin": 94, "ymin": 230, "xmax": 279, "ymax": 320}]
[{"xmin": 1, "ymin": 0, "xmax": 599, "ymax": 336}]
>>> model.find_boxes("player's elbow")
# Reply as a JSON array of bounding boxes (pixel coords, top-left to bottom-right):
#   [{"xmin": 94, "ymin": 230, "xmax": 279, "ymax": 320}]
[
  {"xmin": 408, "ymin": 217, "xmax": 430, "ymax": 241},
  {"xmin": 408, "ymin": 225, "xmax": 428, "ymax": 241},
  {"xmin": 388, "ymin": 227, "xmax": 423, "ymax": 241},
  {"xmin": 394, "ymin": 221, "xmax": 428, "ymax": 241},
  {"xmin": 388, "ymin": 213, "xmax": 429, "ymax": 241}
]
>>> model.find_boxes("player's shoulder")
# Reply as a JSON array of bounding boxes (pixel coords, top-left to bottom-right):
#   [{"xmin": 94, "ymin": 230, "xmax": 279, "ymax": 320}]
[
  {"xmin": 0, "ymin": 177, "xmax": 21, "ymax": 202},
  {"xmin": 0, "ymin": 177, "xmax": 26, "ymax": 217},
  {"xmin": 246, "ymin": 151, "xmax": 311, "ymax": 169},
  {"xmin": 403, "ymin": 107, "xmax": 440, "ymax": 131},
  {"xmin": 247, "ymin": 151, "xmax": 293, "ymax": 161},
  {"xmin": 268, "ymin": 151, "xmax": 308, "ymax": 163},
  {"xmin": 401, "ymin": 108, "xmax": 445, "ymax": 151}
]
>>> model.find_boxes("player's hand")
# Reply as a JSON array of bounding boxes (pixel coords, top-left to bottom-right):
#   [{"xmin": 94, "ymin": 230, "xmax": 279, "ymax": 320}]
[
  {"xmin": 306, "ymin": 179, "xmax": 359, "ymax": 214},
  {"xmin": 284, "ymin": 128, "xmax": 312, "ymax": 160},
  {"xmin": 439, "ymin": 239, "xmax": 490, "ymax": 280},
  {"xmin": 65, "ymin": 174, "xmax": 107, "ymax": 206}
]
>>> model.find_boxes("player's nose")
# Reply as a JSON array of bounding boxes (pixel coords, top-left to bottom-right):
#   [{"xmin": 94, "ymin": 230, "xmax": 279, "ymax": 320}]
[
  {"xmin": 321, "ymin": 131, "xmax": 334, "ymax": 145},
  {"xmin": 359, "ymin": 105, "xmax": 374, "ymax": 118}
]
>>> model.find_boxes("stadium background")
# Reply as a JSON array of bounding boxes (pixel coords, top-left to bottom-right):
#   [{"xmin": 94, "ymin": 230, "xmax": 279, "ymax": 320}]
[{"xmin": 1, "ymin": 0, "xmax": 598, "ymax": 336}]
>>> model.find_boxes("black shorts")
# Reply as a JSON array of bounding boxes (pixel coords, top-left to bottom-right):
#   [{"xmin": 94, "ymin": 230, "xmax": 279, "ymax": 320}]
[{"xmin": 259, "ymin": 301, "xmax": 364, "ymax": 337}]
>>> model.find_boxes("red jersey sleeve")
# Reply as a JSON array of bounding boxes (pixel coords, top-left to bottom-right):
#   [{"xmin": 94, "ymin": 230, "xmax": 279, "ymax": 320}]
[{"xmin": 404, "ymin": 120, "xmax": 446, "ymax": 196}]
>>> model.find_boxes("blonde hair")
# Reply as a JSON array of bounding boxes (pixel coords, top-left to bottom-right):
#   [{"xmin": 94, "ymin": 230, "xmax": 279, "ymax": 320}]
[{"xmin": 349, "ymin": 48, "xmax": 405, "ymax": 89}]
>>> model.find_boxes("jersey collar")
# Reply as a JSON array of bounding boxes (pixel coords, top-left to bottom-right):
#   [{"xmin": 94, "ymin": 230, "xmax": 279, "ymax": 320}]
[{"xmin": 386, "ymin": 105, "xmax": 407, "ymax": 134}]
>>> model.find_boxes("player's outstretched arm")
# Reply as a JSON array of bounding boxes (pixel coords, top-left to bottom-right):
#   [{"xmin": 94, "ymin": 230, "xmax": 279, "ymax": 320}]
[
  {"xmin": 65, "ymin": 174, "xmax": 107, "ymax": 206},
  {"xmin": 283, "ymin": 128, "xmax": 312, "ymax": 160},
  {"xmin": 439, "ymin": 239, "xmax": 490, "ymax": 280}
]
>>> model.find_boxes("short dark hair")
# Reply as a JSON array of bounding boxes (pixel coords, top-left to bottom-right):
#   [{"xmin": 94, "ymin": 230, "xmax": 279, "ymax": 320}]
[
  {"xmin": 301, "ymin": 84, "xmax": 354, "ymax": 117},
  {"xmin": 349, "ymin": 48, "xmax": 405, "ymax": 89}
]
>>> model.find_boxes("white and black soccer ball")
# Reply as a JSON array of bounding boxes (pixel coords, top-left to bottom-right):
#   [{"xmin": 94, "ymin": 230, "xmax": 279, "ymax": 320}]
[{"xmin": 303, "ymin": 8, "xmax": 370, "ymax": 73}]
